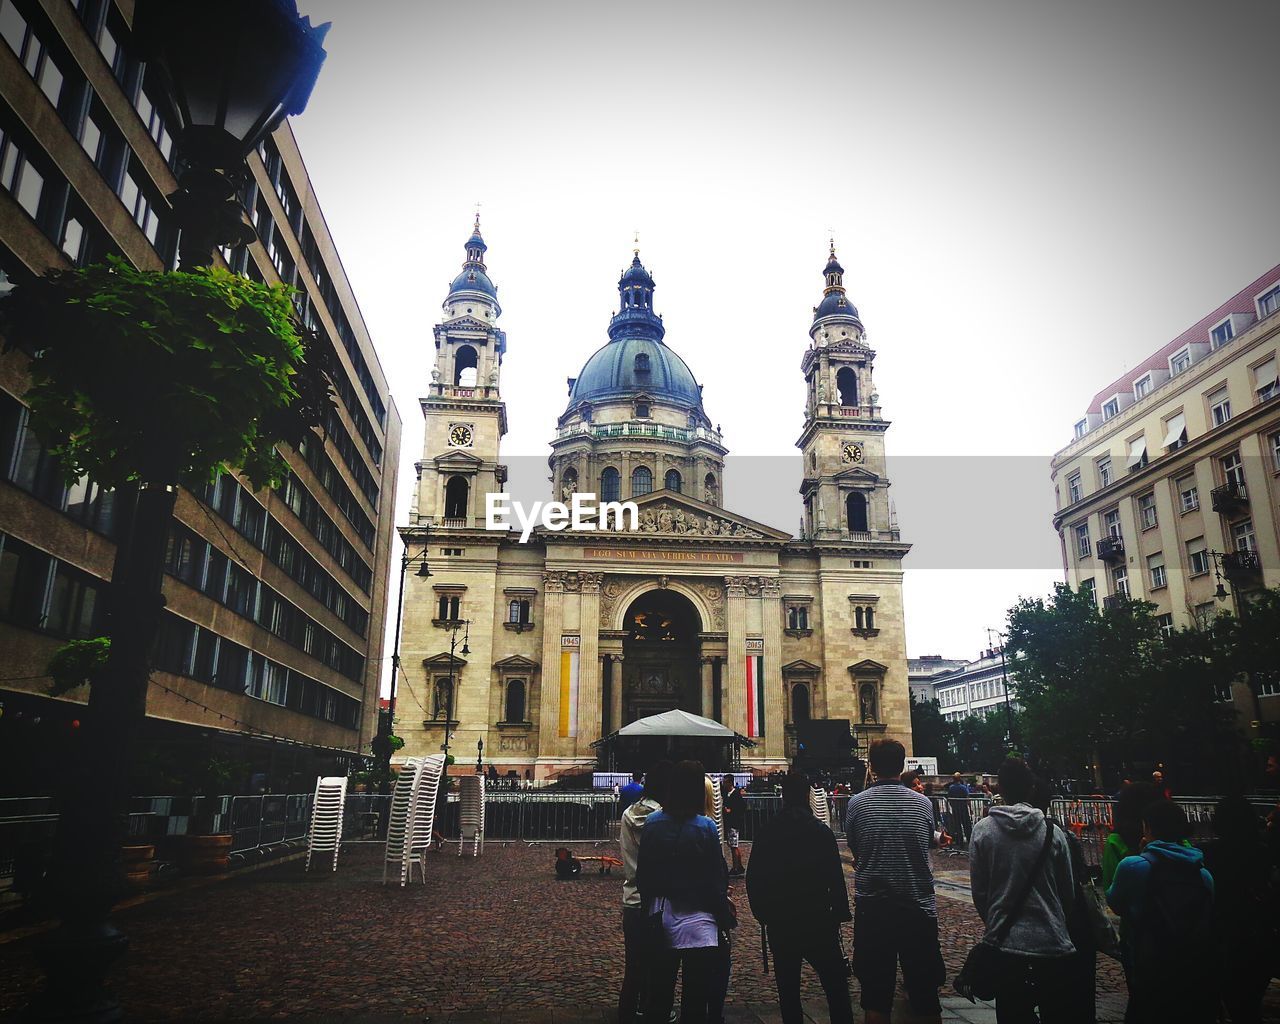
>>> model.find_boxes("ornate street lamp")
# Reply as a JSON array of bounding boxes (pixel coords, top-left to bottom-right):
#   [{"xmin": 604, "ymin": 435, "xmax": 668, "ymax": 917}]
[
  {"xmin": 134, "ymin": 0, "xmax": 329, "ymax": 269},
  {"xmin": 27, "ymin": 6, "xmax": 329, "ymax": 1021},
  {"xmin": 476, "ymin": 738, "xmax": 485, "ymax": 775}
]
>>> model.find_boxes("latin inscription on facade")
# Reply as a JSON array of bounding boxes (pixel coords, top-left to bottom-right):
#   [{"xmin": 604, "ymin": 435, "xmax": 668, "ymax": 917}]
[{"xmin": 584, "ymin": 547, "xmax": 745, "ymax": 564}]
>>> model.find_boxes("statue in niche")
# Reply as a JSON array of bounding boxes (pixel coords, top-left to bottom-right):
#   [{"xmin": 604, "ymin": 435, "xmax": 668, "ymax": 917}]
[{"xmin": 859, "ymin": 683, "xmax": 878, "ymax": 724}]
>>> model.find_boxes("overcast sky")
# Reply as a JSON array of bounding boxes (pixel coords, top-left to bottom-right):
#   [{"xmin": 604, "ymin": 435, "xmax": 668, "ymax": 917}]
[{"xmin": 288, "ymin": 0, "xmax": 1280, "ymax": 675}]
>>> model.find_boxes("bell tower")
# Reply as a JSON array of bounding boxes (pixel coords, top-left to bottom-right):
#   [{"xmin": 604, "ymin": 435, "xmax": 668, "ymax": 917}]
[
  {"xmin": 796, "ymin": 243, "xmax": 893, "ymax": 542},
  {"xmin": 412, "ymin": 216, "xmax": 508, "ymax": 527}
]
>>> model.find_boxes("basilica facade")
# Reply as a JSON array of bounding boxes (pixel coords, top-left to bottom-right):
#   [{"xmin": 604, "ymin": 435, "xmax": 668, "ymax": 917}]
[{"xmin": 395, "ymin": 221, "xmax": 912, "ymax": 777}]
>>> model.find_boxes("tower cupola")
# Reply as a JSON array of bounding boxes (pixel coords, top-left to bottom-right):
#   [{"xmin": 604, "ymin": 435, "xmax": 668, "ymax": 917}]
[
  {"xmin": 445, "ymin": 213, "xmax": 500, "ymax": 314},
  {"xmin": 811, "ymin": 240, "xmax": 862, "ymax": 330},
  {"xmin": 607, "ymin": 249, "xmax": 665, "ymax": 343}
]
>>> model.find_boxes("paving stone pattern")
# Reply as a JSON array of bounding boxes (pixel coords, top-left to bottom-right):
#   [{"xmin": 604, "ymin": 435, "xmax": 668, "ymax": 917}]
[{"xmin": 0, "ymin": 843, "xmax": 1270, "ymax": 1021}]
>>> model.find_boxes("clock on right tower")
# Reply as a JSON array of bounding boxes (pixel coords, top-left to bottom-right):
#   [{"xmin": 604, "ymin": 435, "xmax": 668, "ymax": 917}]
[{"xmin": 796, "ymin": 243, "xmax": 897, "ymax": 544}]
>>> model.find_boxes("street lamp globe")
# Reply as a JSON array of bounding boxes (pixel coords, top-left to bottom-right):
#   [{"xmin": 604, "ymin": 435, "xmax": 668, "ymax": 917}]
[{"xmin": 134, "ymin": 0, "xmax": 329, "ymax": 171}]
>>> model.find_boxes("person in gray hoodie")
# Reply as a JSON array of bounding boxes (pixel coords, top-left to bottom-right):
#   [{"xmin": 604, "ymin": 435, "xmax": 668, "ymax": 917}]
[{"xmin": 968, "ymin": 758, "xmax": 1077, "ymax": 1024}]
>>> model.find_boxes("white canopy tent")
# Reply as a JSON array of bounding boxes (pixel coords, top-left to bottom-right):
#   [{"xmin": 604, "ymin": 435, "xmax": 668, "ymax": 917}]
[
  {"xmin": 594, "ymin": 708, "xmax": 752, "ymax": 772},
  {"xmin": 616, "ymin": 709, "xmax": 736, "ymax": 738}
]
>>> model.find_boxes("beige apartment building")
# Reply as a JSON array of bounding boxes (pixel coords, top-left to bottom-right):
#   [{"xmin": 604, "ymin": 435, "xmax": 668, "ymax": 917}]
[
  {"xmin": 1050, "ymin": 265, "xmax": 1280, "ymax": 731},
  {"xmin": 396, "ymin": 236, "xmax": 913, "ymax": 777},
  {"xmin": 0, "ymin": 0, "xmax": 401, "ymax": 791}
]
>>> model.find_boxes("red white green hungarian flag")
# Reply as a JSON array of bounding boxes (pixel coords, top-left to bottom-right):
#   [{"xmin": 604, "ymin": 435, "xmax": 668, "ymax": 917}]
[{"xmin": 745, "ymin": 654, "xmax": 765, "ymax": 738}]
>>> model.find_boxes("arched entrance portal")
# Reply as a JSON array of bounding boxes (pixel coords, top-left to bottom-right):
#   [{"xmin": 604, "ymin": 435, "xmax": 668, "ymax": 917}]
[{"xmin": 621, "ymin": 590, "xmax": 703, "ymax": 724}]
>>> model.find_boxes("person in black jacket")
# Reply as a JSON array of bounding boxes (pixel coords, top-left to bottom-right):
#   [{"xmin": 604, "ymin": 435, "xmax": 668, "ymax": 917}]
[
  {"xmin": 721, "ymin": 774, "xmax": 747, "ymax": 876},
  {"xmin": 746, "ymin": 771, "xmax": 854, "ymax": 1024}
]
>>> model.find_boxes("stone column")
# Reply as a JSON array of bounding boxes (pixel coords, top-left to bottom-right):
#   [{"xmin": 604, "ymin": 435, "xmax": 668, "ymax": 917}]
[
  {"xmin": 700, "ymin": 657, "xmax": 715, "ymax": 720},
  {"xmin": 538, "ymin": 571, "xmax": 566, "ymax": 763},
  {"xmin": 724, "ymin": 576, "xmax": 749, "ymax": 736},
  {"xmin": 761, "ymin": 579, "xmax": 785, "ymax": 760},
  {"xmin": 610, "ymin": 655, "xmax": 624, "ymax": 732},
  {"xmin": 577, "ymin": 573, "xmax": 603, "ymax": 751}
]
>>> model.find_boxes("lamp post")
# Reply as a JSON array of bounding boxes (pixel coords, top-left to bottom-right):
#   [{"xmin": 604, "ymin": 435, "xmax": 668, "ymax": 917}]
[
  {"xmin": 987, "ymin": 628, "xmax": 1019, "ymax": 752},
  {"xmin": 374, "ymin": 534, "xmax": 432, "ymax": 796},
  {"xmin": 477, "ymin": 738, "xmax": 485, "ymax": 775},
  {"xmin": 436, "ymin": 619, "xmax": 470, "ymax": 833},
  {"xmin": 29, "ymin": 6, "xmax": 328, "ymax": 1021}
]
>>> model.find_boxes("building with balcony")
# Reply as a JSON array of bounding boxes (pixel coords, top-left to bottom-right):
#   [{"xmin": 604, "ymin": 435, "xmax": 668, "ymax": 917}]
[
  {"xmin": 397, "ymin": 236, "xmax": 913, "ymax": 776},
  {"xmin": 1050, "ymin": 264, "xmax": 1280, "ymax": 733},
  {"xmin": 0, "ymin": 0, "xmax": 401, "ymax": 792},
  {"xmin": 931, "ymin": 647, "xmax": 1018, "ymax": 726}
]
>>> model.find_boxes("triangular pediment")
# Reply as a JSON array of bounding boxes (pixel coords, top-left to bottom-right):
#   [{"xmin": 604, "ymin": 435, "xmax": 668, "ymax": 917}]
[
  {"xmin": 833, "ymin": 466, "xmax": 880, "ymax": 484},
  {"xmin": 849, "ymin": 659, "xmax": 888, "ymax": 676},
  {"xmin": 602, "ymin": 489, "xmax": 791, "ymax": 541},
  {"xmin": 438, "ymin": 316, "xmax": 492, "ymax": 333},
  {"xmin": 494, "ymin": 655, "xmax": 538, "ymax": 670},
  {"xmin": 782, "ymin": 659, "xmax": 822, "ymax": 675},
  {"xmin": 433, "ymin": 449, "xmax": 484, "ymax": 469},
  {"xmin": 423, "ymin": 652, "xmax": 468, "ymax": 668}
]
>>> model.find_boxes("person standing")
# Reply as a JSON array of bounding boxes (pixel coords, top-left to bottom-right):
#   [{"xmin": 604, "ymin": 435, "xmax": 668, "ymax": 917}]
[
  {"xmin": 721, "ymin": 774, "xmax": 746, "ymax": 877},
  {"xmin": 1107, "ymin": 800, "xmax": 1216, "ymax": 1023},
  {"xmin": 746, "ymin": 771, "xmax": 854, "ymax": 1024},
  {"xmin": 619, "ymin": 771, "xmax": 644, "ymax": 812},
  {"xmin": 843, "ymin": 739, "xmax": 944, "ymax": 1024},
  {"xmin": 618, "ymin": 760, "xmax": 672, "ymax": 1024},
  {"xmin": 638, "ymin": 760, "xmax": 736, "ymax": 1024},
  {"xmin": 947, "ymin": 773, "xmax": 974, "ymax": 848},
  {"xmin": 968, "ymin": 759, "xmax": 1078, "ymax": 1023}
]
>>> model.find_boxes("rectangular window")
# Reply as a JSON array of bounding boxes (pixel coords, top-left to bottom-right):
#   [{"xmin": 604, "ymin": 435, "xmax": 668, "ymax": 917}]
[
  {"xmin": 1137, "ymin": 492, "xmax": 1157, "ymax": 530},
  {"xmin": 1210, "ymin": 320, "xmax": 1234, "ymax": 348},
  {"xmin": 1073, "ymin": 419, "xmax": 1087, "ymax": 440},
  {"xmin": 1079, "ymin": 578, "xmax": 1096, "ymax": 603},
  {"xmin": 1187, "ymin": 537, "xmax": 1209, "ymax": 577},
  {"xmin": 1271, "ymin": 431, "xmax": 1280, "ymax": 473},
  {"xmin": 1170, "ymin": 349, "xmax": 1192, "ymax": 375},
  {"xmin": 1254, "ymin": 357, "xmax": 1277, "ymax": 403},
  {"xmin": 1259, "ymin": 284, "xmax": 1280, "ymax": 319},
  {"xmin": 1148, "ymin": 552, "xmax": 1166, "ymax": 590},
  {"xmin": 1067, "ymin": 472, "xmax": 1083, "ymax": 504},
  {"xmin": 1075, "ymin": 523, "xmax": 1091, "ymax": 558},
  {"xmin": 1102, "ymin": 398, "xmax": 1120, "ymax": 420},
  {"xmin": 1162, "ymin": 412, "xmax": 1187, "ymax": 451},
  {"xmin": 1177, "ymin": 476, "xmax": 1199, "ymax": 513},
  {"xmin": 1209, "ymin": 387, "xmax": 1231, "ymax": 427},
  {"xmin": 1103, "ymin": 508, "xmax": 1122, "ymax": 539},
  {"xmin": 1134, "ymin": 375, "xmax": 1152, "ymax": 399},
  {"xmin": 1156, "ymin": 612, "xmax": 1174, "ymax": 636},
  {"xmin": 1111, "ymin": 564, "xmax": 1129, "ymax": 597},
  {"xmin": 1231, "ymin": 519, "xmax": 1256, "ymax": 554},
  {"xmin": 1194, "ymin": 602, "xmax": 1215, "ymax": 630},
  {"xmin": 1098, "ymin": 458, "xmax": 1113, "ymax": 487},
  {"xmin": 1221, "ymin": 451, "xmax": 1245, "ymax": 490}
]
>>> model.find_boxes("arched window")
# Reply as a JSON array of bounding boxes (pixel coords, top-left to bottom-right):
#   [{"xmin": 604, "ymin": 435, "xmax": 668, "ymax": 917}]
[
  {"xmin": 508, "ymin": 599, "xmax": 530, "ymax": 624},
  {"xmin": 504, "ymin": 679, "xmax": 526, "ymax": 723},
  {"xmin": 454, "ymin": 345, "xmax": 479, "ymax": 387},
  {"xmin": 855, "ymin": 606, "xmax": 864, "ymax": 630},
  {"xmin": 865, "ymin": 606, "xmax": 875, "ymax": 630},
  {"xmin": 634, "ymin": 353, "xmax": 650, "ymax": 374},
  {"xmin": 560, "ymin": 467, "xmax": 578, "ymax": 500},
  {"xmin": 632, "ymin": 466, "xmax": 653, "ymax": 497},
  {"xmin": 433, "ymin": 678, "xmax": 453, "ymax": 720},
  {"xmin": 837, "ymin": 367, "xmax": 858, "ymax": 407},
  {"xmin": 859, "ymin": 683, "xmax": 878, "ymax": 724},
  {"xmin": 438, "ymin": 594, "xmax": 460, "ymax": 620},
  {"xmin": 444, "ymin": 476, "xmax": 469, "ymax": 519},
  {"xmin": 791, "ymin": 684, "xmax": 810, "ymax": 723},
  {"xmin": 601, "ymin": 467, "xmax": 621, "ymax": 502},
  {"xmin": 846, "ymin": 492, "xmax": 868, "ymax": 533},
  {"xmin": 703, "ymin": 472, "xmax": 718, "ymax": 504},
  {"xmin": 665, "ymin": 469, "xmax": 682, "ymax": 493}
]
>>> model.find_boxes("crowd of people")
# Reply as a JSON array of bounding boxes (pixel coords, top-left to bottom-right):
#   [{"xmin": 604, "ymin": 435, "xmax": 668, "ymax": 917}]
[{"xmin": 612, "ymin": 742, "xmax": 1279, "ymax": 1024}]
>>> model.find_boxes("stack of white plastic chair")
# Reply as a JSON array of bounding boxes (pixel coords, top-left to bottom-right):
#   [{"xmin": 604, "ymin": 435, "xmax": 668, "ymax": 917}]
[
  {"xmin": 708, "ymin": 775, "xmax": 724, "ymax": 844},
  {"xmin": 383, "ymin": 757, "xmax": 422, "ymax": 886},
  {"xmin": 810, "ymin": 785, "xmax": 832, "ymax": 830},
  {"xmin": 305, "ymin": 776, "xmax": 348, "ymax": 872},
  {"xmin": 408, "ymin": 754, "xmax": 445, "ymax": 873},
  {"xmin": 457, "ymin": 773, "xmax": 485, "ymax": 857}
]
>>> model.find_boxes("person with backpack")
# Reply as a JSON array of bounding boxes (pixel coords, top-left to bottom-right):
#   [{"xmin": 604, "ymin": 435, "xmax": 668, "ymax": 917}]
[
  {"xmin": 968, "ymin": 759, "xmax": 1078, "ymax": 1024},
  {"xmin": 1106, "ymin": 799, "xmax": 1215, "ymax": 1024},
  {"xmin": 618, "ymin": 759, "xmax": 673, "ymax": 1024},
  {"xmin": 746, "ymin": 771, "xmax": 854, "ymax": 1024}
]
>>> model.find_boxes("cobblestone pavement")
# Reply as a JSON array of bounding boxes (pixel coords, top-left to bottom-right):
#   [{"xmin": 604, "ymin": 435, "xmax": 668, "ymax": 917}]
[{"xmin": 0, "ymin": 842, "xmax": 1272, "ymax": 1021}]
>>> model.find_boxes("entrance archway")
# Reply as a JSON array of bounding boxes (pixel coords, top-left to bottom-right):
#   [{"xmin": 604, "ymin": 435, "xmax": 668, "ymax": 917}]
[{"xmin": 621, "ymin": 589, "xmax": 703, "ymax": 724}]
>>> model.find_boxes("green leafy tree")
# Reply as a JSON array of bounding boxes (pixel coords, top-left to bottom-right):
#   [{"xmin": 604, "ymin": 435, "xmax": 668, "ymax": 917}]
[
  {"xmin": 1006, "ymin": 583, "xmax": 1232, "ymax": 786},
  {"xmin": 953, "ymin": 710, "xmax": 1021, "ymax": 774},
  {"xmin": 909, "ymin": 691, "xmax": 953, "ymax": 761}
]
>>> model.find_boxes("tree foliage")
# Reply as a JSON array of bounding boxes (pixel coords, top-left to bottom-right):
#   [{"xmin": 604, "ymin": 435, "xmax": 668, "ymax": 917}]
[
  {"xmin": 0, "ymin": 256, "xmax": 330, "ymax": 488},
  {"xmin": 1005, "ymin": 583, "xmax": 1233, "ymax": 781}
]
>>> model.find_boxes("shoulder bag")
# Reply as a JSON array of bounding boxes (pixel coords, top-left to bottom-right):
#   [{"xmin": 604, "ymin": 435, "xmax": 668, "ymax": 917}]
[{"xmin": 953, "ymin": 820, "xmax": 1056, "ymax": 1003}]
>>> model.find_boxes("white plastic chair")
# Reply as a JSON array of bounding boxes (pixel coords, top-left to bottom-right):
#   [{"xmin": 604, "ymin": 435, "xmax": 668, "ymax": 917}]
[
  {"xmin": 457, "ymin": 774, "xmax": 485, "ymax": 857},
  {"xmin": 306, "ymin": 776, "xmax": 348, "ymax": 872},
  {"xmin": 708, "ymin": 775, "xmax": 724, "ymax": 844},
  {"xmin": 810, "ymin": 785, "xmax": 832, "ymax": 829},
  {"xmin": 383, "ymin": 757, "xmax": 424, "ymax": 886}
]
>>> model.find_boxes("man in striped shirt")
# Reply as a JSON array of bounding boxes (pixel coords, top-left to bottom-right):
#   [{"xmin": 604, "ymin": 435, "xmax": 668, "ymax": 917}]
[{"xmin": 843, "ymin": 738, "xmax": 944, "ymax": 1024}]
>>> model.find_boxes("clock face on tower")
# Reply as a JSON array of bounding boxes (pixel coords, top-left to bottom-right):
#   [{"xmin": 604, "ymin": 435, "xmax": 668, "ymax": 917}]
[
  {"xmin": 841, "ymin": 442, "xmax": 864, "ymax": 464},
  {"xmin": 448, "ymin": 423, "xmax": 474, "ymax": 448}
]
